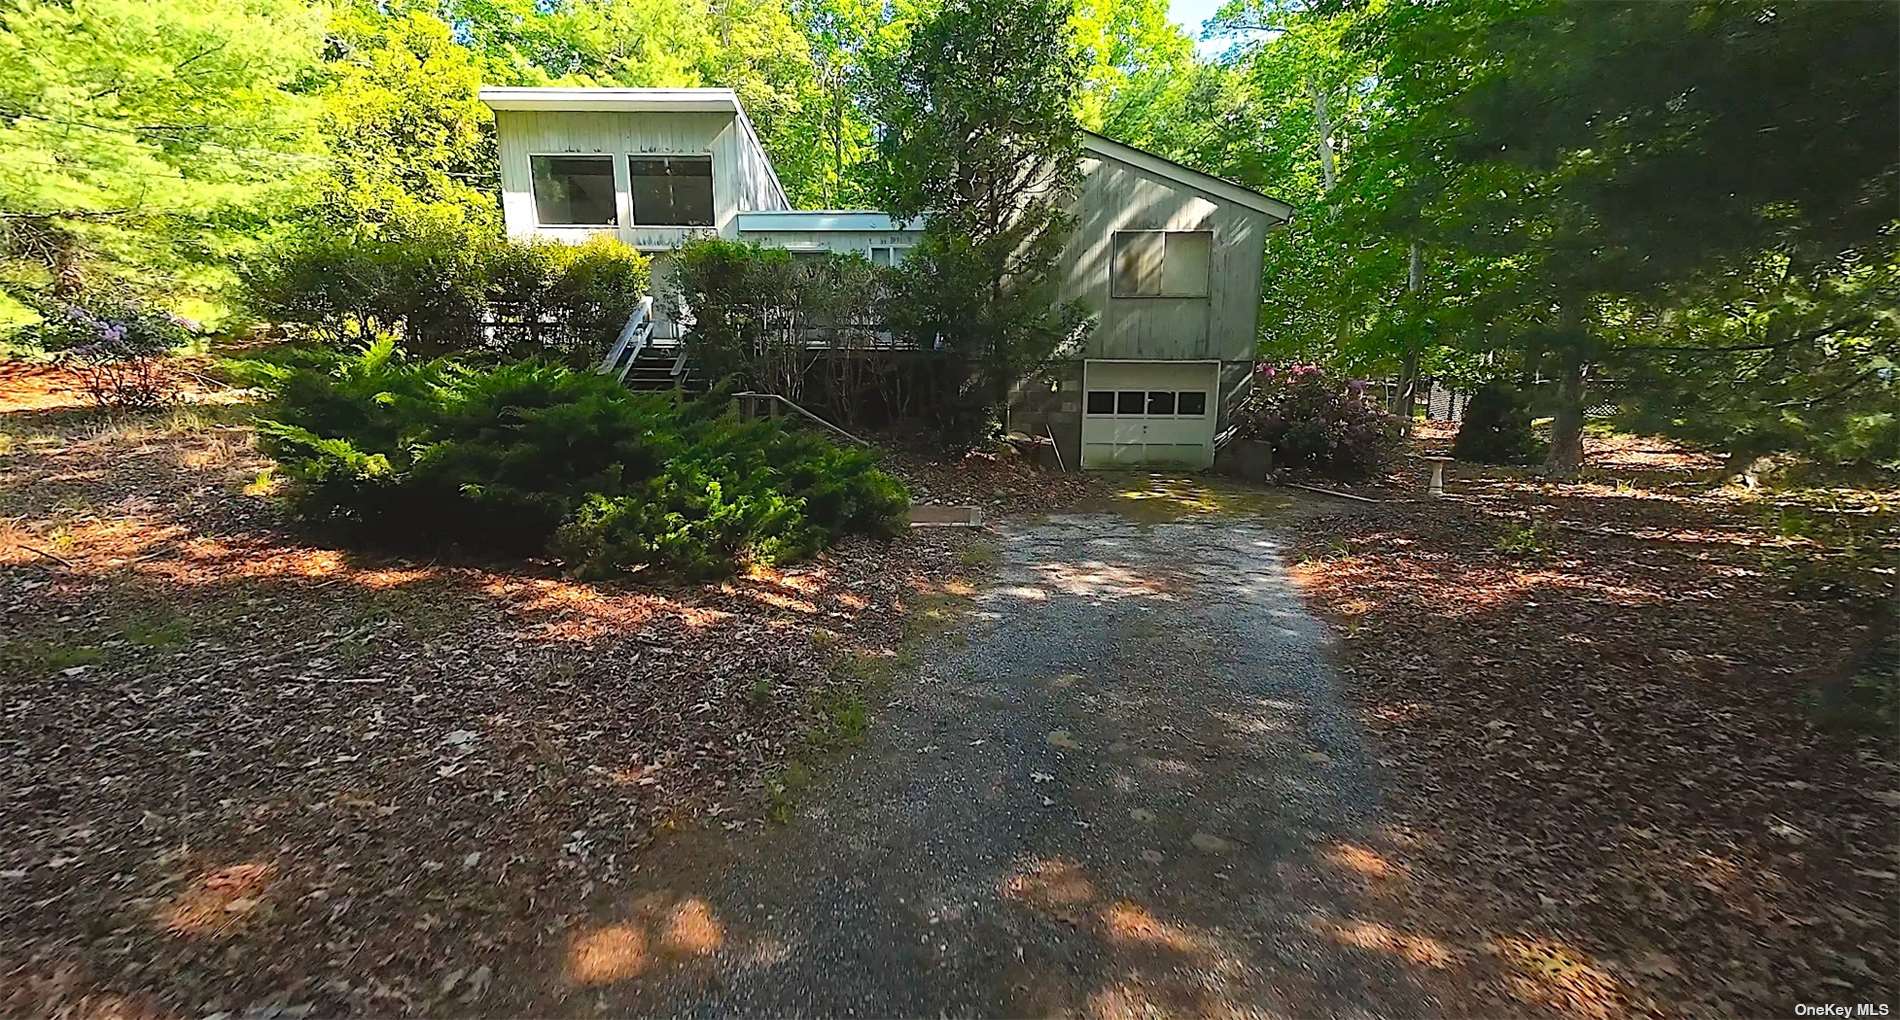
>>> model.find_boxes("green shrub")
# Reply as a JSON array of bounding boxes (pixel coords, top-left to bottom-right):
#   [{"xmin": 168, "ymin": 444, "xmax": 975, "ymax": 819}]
[
  {"xmin": 247, "ymin": 213, "xmax": 650, "ymax": 364},
  {"xmin": 1453, "ymin": 383, "xmax": 1546, "ymax": 464},
  {"xmin": 24, "ymin": 292, "xmax": 190, "ymax": 409},
  {"xmin": 258, "ymin": 342, "xmax": 908, "ymax": 578},
  {"xmin": 668, "ymin": 237, "xmax": 893, "ymax": 398}
]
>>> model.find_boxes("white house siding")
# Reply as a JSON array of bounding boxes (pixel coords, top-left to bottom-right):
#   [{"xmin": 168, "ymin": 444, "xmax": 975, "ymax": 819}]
[{"xmin": 493, "ymin": 108, "xmax": 788, "ymax": 251}]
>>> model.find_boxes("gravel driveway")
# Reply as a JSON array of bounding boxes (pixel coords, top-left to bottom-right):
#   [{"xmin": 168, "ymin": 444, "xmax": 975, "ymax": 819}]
[{"xmin": 519, "ymin": 513, "xmax": 1428, "ymax": 1017}]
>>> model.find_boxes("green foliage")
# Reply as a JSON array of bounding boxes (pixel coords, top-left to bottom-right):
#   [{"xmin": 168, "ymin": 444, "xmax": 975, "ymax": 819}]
[
  {"xmin": 867, "ymin": 0, "xmax": 1094, "ymax": 440},
  {"xmin": 1495, "ymin": 517, "xmax": 1557, "ymax": 560},
  {"xmin": 246, "ymin": 215, "xmax": 650, "ymax": 362},
  {"xmin": 317, "ymin": 4, "xmax": 498, "ymax": 231},
  {"xmin": 0, "ymin": 0, "xmax": 324, "ymax": 322},
  {"xmin": 1229, "ymin": 363, "xmax": 1398, "ymax": 480},
  {"xmin": 258, "ymin": 343, "xmax": 908, "ymax": 578},
  {"xmin": 668, "ymin": 237, "xmax": 893, "ymax": 400},
  {"xmin": 1452, "ymin": 383, "xmax": 1545, "ymax": 466},
  {"xmin": 24, "ymin": 293, "xmax": 191, "ymax": 408}
]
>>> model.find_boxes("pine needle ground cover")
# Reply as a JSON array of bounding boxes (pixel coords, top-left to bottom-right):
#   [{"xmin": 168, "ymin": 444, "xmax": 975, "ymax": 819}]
[
  {"xmin": 0, "ymin": 362, "xmax": 976, "ymax": 1017},
  {"xmin": 1285, "ymin": 428, "xmax": 1898, "ymax": 1018}
]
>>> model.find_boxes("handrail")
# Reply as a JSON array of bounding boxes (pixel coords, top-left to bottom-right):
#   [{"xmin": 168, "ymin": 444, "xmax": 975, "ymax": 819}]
[
  {"xmin": 733, "ymin": 391, "xmax": 871, "ymax": 448},
  {"xmin": 613, "ymin": 319, "xmax": 654, "ymax": 384},
  {"xmin": 598, "ymin": 296, "xmax": 654, "ymax": 375}
]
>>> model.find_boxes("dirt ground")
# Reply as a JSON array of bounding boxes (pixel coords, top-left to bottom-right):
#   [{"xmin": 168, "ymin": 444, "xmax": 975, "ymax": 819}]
[
  {"xmin": 1283, "ymin": 423, "xmax": 1900, "ymax": 1018},
  {"xmin": 4, "ymin": 362, "xmax": 1895, "ymax": 1018},
  {"xmin": 0, "ymin": 365, "xmax": 987, "ymax": 1018}
]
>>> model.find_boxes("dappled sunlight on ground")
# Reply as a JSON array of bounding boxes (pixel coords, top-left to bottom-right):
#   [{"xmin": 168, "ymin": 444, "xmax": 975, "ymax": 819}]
[
  {"xmin": 563, "ymin": 895, "xmax": 733, "ymax": 988},
  {"xmin": 1284, "ymin": 430, "xmax": 1898, "ymax": 1017},
  {"xmin": 1308, "ymin": 916, "xmax": 1456, "ymax": 970},
  {"xmin": 157, "ymin": 862, "xmax": 276, "ymax": 939},
  {"xmin": 1088, "ymin": 472, "xmax": 1295, "ymax": 523},
  {"xmin": 0, "ymin": 372, "xmax": 988, "ymax": 1018}
]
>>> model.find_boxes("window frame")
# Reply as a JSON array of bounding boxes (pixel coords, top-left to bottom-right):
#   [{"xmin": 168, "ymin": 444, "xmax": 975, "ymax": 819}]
[
  {"xmin": 626, "ymin": 154, "xmax": 716, "ymax": 228},
  {"xmin": 527, "ymin": 153, "xmax": 620, "ymax": 229},
  {"xmin": 868, "ymin": 243, "xmax": 914, "ymax": 267},
  {"xmin": 1109, "ymin": 229, "xmax": 1213, "ymax": 299}
]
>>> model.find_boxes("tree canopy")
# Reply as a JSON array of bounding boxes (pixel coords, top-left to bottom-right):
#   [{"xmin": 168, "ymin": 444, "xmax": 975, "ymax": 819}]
[{"xmin": 1, "ymin": 0, "xmax": 1892, "ymax": 472}]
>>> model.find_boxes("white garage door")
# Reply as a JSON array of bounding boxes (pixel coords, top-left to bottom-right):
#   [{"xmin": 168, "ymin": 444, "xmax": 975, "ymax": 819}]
[{"xmin": 1080, "ymin": 360, "xmax": 1220, "ymax": 469}]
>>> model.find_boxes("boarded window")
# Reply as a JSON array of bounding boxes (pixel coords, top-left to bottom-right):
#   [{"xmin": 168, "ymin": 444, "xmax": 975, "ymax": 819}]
[
  {"xmin": 530, "ymin": 155, "xmax": 617, "ymax": 227},
  {"xmin": 628, "ymin": 156, "xmax": 714, "ymax": 226},
  {"xmin": 1111, "ymin": 230, "xmax": 1212, "ymax": 298}
]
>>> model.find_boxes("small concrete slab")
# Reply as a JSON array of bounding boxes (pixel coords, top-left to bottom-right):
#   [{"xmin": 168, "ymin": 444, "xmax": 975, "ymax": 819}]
[{"xmin": 910, "ymin": 504, "xmax": 984, "ymax": 528}]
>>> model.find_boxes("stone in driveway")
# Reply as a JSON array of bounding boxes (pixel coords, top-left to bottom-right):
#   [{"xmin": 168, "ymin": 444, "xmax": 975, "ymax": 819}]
[{"xmin": 512, "ymin": 513, "xmax": 1425, "ymax": 1018}]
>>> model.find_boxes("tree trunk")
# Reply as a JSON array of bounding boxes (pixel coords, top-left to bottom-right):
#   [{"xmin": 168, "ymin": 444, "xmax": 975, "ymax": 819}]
[
  {"xmin": 1545, "ymin": 342, "xmax": 1588, "ymax": 477},
  {"xmin": 1394, "ymin": 345, "xmax": 1420, "ymax": 425},
  {"xmin": 1392, "ymin": 242, "xmax": 1423, "ymax": 429},
  {"xmin": 1312, "ymin": 84, "xmax": 1337, "ymax": 192}
]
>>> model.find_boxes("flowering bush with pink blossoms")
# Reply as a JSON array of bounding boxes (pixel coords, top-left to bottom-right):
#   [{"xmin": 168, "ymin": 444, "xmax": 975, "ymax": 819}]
[
  {"xmin": 1229, "ymin": 362, "xmax": 1400, "ymax": 480},
  {"xmin": 28, "ymin": 294, "xmax": 190, "ymax": 409}
]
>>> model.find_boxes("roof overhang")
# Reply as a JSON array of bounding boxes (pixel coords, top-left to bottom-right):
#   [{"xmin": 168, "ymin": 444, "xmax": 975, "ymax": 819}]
[
  {"xmin": 1082, "ymin": 133, "xmax": 1294, "ymax": 222},
  {"xmin": 736, "ymin": 210, "xmax": 924, "ymax": 233},
  {"xmin": 478, "ymin": 87, "xmax": 740, "ymax": 114}
]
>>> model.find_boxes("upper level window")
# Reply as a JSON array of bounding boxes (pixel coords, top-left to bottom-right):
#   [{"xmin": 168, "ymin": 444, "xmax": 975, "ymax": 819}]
[
  {"xmin": 530, "ymin": 155, "xmax": 617, "ymax": 227},
  {"xmin": 629, "ymin": 156, "xmax": 714, "ymax": 226},
  {"xmin": 869, "ymin": 244, "xmax": 913, "ymax": 267},
  {"xmin": 1111, "ymin": 230, "xmax": 1211, "ymax": 298}
]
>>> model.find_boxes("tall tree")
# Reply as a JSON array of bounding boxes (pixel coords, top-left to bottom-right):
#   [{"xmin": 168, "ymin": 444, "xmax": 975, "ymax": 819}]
[
  {"xmin": 319, "ymin": 3, "xmax": 497, "ymax": 230},
  {"xmin": 0, "ymin": 0, "xmax": 323, "ymax": 321},
  {"xmin": 1348, "ymin": 0, "xmax": 1900, "ymax": 474},
  {"xmin": 868, "ymin": 0, "xmax": 1091, "ymax": 436}
]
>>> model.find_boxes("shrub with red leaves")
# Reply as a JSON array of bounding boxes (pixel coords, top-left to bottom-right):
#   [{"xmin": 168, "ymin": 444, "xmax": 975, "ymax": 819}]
[{"xmin": 1231, "ymin": 363, "xmax": 1400, "ymax": 480}]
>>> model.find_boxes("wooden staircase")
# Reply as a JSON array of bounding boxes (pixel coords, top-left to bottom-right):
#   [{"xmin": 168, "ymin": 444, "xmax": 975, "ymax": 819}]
[{"xmin": 597, "ymin": 298, "xmax": 702, "ymax": 392}]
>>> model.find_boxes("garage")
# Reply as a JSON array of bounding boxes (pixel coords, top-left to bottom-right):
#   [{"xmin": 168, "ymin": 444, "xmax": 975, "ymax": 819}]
[{"xmin": 1079, "ymin": 360, "xmax": 1220, "ymax": 469}]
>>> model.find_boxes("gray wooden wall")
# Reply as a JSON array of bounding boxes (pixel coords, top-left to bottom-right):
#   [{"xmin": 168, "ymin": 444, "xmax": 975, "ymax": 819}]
[{"xmin": 1053, "ymin": 153, "xmax": 1271, "ymax": 363}]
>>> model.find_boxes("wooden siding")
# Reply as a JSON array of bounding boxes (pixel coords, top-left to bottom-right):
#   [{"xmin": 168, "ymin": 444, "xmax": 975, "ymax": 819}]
[
  {"xmin": 494, "ymin": 109, "xmax": 788, "ymax": 250},
  {"xmin": 1054, "ymin": 153, "xmax": 1271, "ymax": 362}
]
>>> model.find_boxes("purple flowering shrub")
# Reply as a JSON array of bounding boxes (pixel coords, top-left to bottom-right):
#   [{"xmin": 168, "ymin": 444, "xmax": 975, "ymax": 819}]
[
  {"xmin": 1229, "ymin": 363, "xmax": 1400, "ymax": 479},
  {"xmin": 31, "ymin": 295, "xmax": 189, "ymax": 409}
]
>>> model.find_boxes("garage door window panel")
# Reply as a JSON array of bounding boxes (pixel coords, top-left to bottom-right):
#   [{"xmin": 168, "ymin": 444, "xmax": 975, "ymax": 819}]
[
  {"xmin": 1177, "ymin": 391, "xmax": 1207, "ymax": 416},
  {"xmin": 1146, "ymin": 391, "xmax": 1176, "ymax": 415},
  {"xmin": 1117, "ymin": 391, "xmax": 1145, "ymax": 414},
  {"xmin": 1086, "ymin": 390, "xmax": 1115, "ymax": 415}
]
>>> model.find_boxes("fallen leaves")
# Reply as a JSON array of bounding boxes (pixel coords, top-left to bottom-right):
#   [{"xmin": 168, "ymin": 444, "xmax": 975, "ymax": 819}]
[
  {"xmin": 1286, "ymin": 448, "xmax": 1900, "ymax": 1019},
  {"xmin": 0, "ymin": 379, "xmax": 980, "ymax": 1017}
]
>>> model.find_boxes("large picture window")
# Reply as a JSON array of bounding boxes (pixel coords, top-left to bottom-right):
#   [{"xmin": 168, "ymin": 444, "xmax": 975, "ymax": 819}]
[
  {"xmin": 1111, "ymin": 230, "xmax": 1212, "ymax": 298},
  {"xmin": 529, "ymin": 155, "xmax": 617, "ymax": 227},
  {"xmin": 629, "ymin": 156, "xmax": 714, "ymax": 226}
]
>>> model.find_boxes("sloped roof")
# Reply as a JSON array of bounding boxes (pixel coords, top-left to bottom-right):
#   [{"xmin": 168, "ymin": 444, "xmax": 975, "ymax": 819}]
[
  {"xmin": 478, "ymin": 87, "xmax": 788, "ymax": 209},
  {"xmin": 477, "ymin": 87, "xmax": 742, "ymax": 113},
  {"xmin": 1082, "ymin": 133, "xmax": 1295, "ymax": 222}
]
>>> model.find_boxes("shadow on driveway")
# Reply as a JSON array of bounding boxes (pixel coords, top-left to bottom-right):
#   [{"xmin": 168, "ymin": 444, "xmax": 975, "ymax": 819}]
[{"xmin": 518, "ymin": 512, "xmax": 1432, "ymax": 1017}]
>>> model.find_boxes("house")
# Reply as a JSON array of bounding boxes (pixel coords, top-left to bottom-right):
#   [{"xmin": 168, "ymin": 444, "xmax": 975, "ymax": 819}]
[{"xmin": 478, "ymin": 86, "xmax": 1292, "ymax": 470}]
